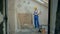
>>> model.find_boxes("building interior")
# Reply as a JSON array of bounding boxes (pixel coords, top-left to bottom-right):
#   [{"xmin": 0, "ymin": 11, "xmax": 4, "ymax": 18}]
[{"xmin": 0, "ymin": 0, "xmax": 59, "ymax": 34}]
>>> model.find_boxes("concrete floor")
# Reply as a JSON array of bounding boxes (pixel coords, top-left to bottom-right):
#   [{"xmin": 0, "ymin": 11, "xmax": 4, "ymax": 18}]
[
  {"xmin": 16, "ymin": 28, "xmax": 41, "ymax": 34},
  {"xmin": 16, "ymin": 25, "xmax": 48, "ymax": 34},
  {"xmin": 17, "ymin": 32, "xmax": 40, "ymax": 34}
]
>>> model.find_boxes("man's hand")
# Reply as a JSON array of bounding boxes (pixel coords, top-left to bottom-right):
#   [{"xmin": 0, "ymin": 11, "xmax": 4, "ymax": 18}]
[{"xmin": 38, "ymin": 11, "xmax": 41, "ymax": 15}]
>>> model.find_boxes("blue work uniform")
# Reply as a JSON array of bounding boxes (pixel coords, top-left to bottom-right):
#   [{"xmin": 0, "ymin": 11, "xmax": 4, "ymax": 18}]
[{"xmin": 34, "ymin": 11, "xmax": 39, "ymax": 28}]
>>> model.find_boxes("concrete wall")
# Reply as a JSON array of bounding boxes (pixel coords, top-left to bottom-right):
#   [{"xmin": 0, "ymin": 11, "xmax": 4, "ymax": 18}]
[
  {"xmin": 7, "ymin": 0, "xmax": 15, "ymax": 34},
  {"xmin": 15, "ymin": 0, "xmax": 48, "ymax": 25}
]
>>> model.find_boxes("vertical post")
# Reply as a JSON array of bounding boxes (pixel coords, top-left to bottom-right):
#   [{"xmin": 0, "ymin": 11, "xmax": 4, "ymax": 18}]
[
  {"xmin": 5, "ymin": 0, "xmax": 7, "ymax": 34},
  {"xmin": 50, "ymin": 0, "xmax": 58, "ymax": 34},
  {"xmin": 48, "ymin": 0, "xmax": 50, "ymax": 34}
]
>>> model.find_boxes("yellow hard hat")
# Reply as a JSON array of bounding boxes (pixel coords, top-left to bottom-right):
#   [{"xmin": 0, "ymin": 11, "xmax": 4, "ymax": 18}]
[{"xmin": 34, "ymin": 6, "xmax": 37, "ymax": 9}]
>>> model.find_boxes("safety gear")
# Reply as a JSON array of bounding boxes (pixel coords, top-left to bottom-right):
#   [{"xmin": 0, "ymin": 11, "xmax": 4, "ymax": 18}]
[{"xmin": 34, "ymin": 6, "xmax": 37, "ymax": 10}]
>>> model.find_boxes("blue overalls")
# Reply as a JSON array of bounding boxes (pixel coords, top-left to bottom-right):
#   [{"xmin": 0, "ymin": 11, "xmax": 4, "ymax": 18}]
[{"xmin": 34, "ymin": 11, "xmax": 39, "ymax": 28}]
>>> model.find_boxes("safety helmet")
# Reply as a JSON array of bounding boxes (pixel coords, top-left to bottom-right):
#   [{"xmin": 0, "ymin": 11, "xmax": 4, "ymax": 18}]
[{"xmin": 34, "ymin": 6, "xmax": 37, "ymax": 10}]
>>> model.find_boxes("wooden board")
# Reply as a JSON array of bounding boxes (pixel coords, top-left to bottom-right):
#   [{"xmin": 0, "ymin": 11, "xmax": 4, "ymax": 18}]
[{"xmin": 17, "ymin": 13, "xmax": 33, "ymax": 29}]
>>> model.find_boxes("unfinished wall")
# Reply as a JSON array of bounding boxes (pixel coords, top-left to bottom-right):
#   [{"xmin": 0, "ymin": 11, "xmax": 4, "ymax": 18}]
[
  {"xmin": 7, "ymin": 0, "xmax": 48, "ymax": 33},
  {"xmin": 15, "ymin": 0, "xmax": 48, "ymax": 25},
  {"xmin": 17, "ymin": 13, "xmax": 33, "ymax": 29}
]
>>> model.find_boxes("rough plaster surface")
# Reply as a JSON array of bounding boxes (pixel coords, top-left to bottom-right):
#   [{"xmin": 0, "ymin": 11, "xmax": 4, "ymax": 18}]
[
  {"xmin": 8, "ymin": 0, "xmax": 15, "ymax": 34},
  {"xmin": 15, "ymin": 0, "xmax": 48, "ymax": 25}
]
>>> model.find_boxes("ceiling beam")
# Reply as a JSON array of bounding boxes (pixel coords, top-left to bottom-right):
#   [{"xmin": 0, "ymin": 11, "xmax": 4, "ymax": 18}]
[{"xmin": 33, "ymin": 0, "xmax": 48, "ymax": 8}]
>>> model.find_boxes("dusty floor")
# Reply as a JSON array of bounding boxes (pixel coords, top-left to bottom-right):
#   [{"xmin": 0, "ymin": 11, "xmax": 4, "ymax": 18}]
[
  {"xmin": 16, "ymin": 25, "xmax": 48, "ymax": 34},
  {"xmin": 16, "ymin": 28, "xmax": 41, "ymax": 34}
]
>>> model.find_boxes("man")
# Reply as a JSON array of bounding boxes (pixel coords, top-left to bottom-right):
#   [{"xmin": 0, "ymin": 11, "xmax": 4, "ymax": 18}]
[{"xmin": 33, "ymin": 6, "xmax": 41, "ymax": 32}]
